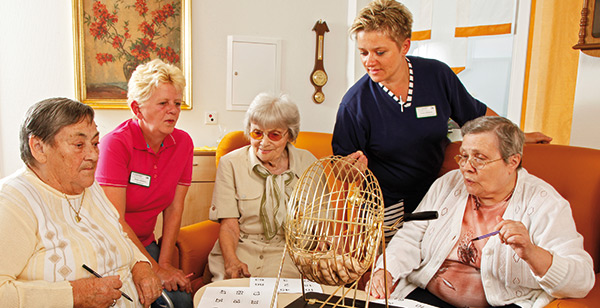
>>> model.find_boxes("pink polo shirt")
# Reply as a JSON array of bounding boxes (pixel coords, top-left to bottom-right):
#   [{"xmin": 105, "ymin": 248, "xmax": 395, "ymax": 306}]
[{"xmin": 96, "ymin": 119, "xmax": 193, "ymax": 246}]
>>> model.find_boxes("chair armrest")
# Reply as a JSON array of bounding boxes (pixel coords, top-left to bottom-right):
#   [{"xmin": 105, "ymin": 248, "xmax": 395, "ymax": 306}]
[
  {"xmin": 175, "ymin": 220, "xmax": 220, "ymax": 291},
  {"xmin": 545, "ymin": 273, "xmax": 600, "ymax": 307}
]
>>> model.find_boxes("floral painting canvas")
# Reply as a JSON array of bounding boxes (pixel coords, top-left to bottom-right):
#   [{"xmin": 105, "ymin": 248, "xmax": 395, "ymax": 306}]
[{"xmin": 73, "ymin": 0, "xmax": 192, "ymax": 109}]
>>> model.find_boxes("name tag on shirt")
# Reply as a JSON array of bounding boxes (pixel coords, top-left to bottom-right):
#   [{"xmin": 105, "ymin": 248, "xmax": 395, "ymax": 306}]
[
  {"xmin": 129, "ymin": 171, "xmax": 151, "ymax": 187},
  {"xmin": 416, "ymin": 105, "xmax": 437, "ymax": 118}
]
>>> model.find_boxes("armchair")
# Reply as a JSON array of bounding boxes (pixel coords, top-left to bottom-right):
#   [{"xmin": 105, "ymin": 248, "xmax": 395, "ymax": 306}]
[
  {"xmin": 441, "ymin": 142, "xmax": 600, "ymax": 307},
  {"xmin": 179, "ymin": 136, "xmax": 600, "ymax": 306}
]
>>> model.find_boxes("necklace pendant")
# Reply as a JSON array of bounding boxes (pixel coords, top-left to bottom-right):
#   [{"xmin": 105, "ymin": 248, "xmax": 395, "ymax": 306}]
[{"xmin": 75, "ymin": 215, "xmax": 81, "ymax": 223}]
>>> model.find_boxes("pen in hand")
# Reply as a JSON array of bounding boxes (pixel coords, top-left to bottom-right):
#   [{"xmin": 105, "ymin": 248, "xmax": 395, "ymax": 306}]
[
  {"xmin": 471, "ymin": 230, "xmax": 500, "ymax": 241},
  {"xmin": 82, "ymin": 264, "xmax": 133, "ymax": 302}
]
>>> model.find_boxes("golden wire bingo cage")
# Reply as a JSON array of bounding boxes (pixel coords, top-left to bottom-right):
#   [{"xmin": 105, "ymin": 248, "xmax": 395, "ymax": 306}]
[{"xmin": 274, "ymin": 155, "xmax": 437, "ymax": 308}]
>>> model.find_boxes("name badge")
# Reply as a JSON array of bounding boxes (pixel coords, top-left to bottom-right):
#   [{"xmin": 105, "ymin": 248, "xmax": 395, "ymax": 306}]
[
  {"xmin": 416, "ymin": 105, "xmax": 437, "ymax": 118},
  {"xmin": 129, "ymin": 171, "xmax": 151, "ymax": 187}
]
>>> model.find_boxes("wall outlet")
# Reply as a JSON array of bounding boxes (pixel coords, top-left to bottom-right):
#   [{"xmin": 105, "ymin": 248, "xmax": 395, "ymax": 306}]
[{"xmin": 204, "ymin": 111, "xmax": 218, "ymax": 125}]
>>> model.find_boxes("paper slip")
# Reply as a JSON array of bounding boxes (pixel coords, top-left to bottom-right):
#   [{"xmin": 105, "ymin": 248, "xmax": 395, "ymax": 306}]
[
  {"xmin": 371, "ymin": 297, "xmax": 439, "ymax": 308},
  {"xmin": 197, "ymin": 287, "xmax": 275, "ymax": 308},
  {"xmin": 250, "ymin": 277, "xmax": 323, "ymax": 293}
]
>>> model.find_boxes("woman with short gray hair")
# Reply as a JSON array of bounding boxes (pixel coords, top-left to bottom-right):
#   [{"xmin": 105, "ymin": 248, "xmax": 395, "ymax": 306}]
[
  {"xmin": 1, "ymin": 97, "xmax": 162, "ymax": 307},
  {"xmin": 369, "ymin": 116, "xmax": 593, "ymax": 307},
  {"xmin": 208, "ymin": 93, "xmax": 317, "ymax": 281}
]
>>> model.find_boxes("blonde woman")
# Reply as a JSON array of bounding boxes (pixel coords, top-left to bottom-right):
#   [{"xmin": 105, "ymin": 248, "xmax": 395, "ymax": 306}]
[
  {"xmin": 96, "ymin": 59, "xmax": 193, "ymax": 308},
  {"xmin": 332, "ymin": 0, "xmax": 551, "ymax": 241}
]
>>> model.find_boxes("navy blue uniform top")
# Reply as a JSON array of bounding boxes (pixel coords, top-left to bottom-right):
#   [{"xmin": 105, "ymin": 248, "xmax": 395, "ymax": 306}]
[{"xmin": 332, "ymin": 56, "xmax": 487, "ymax": 214}]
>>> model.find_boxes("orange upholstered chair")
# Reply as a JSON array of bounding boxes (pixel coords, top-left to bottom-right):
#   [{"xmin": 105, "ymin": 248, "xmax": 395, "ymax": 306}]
[
  {"xmin": 175, "ymin": 131, "xmax": 333, "ymax": 292},
  {"xmin": 215, "ymin": 130, "xmax": 334, "ymax": 166},
  {"xmin": 441, "ymin": 142, "xmax": 600, "ymax": 307}
]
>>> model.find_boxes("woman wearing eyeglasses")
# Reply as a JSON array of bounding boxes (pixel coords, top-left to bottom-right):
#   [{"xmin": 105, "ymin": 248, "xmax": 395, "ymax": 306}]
[
  {"xmin": 207, "ymin": 93, "xmax": 317, "ymax": 281},
  {"xmin": 368, "ymin": 116, "xmax": 593, "ymax": 308}
]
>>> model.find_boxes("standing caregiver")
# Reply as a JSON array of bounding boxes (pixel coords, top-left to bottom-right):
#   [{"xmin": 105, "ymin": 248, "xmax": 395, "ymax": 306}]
[
  {"xmin": 332, "ymin": 0, "xmax": 552, "ymax": 240},
  {"xmin": 96, "ymin": 59, "xmax": 193, "ymax": 308}
]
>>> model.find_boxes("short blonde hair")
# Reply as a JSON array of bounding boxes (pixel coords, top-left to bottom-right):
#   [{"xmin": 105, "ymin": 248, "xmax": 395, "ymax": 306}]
[
  {"xmin": 350, "ymin": 0, "xmax": 413, "ymax": 46},
  {"xmin": 127, "ymin": 59, "xmax": 186, "ymax": 109},
  {"xmin": 243, "ymin": 93, "xmax": 300, "ymax": 142}
]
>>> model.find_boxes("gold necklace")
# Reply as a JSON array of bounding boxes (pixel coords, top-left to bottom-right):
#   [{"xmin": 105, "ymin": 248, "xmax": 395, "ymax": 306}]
[{"xmin": 64, "ymin": 190, "xmax": 85, "ymax": 223}]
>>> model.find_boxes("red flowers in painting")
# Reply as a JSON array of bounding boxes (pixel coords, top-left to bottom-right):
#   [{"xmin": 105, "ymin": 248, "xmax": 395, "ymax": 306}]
[
  {"xmin": 134, "ymin": 0, "xmax": 148, "ymax": 16},
  {"xmin": 138, "ymin": 21, "xmax": 155, "ymax": 38},
  {"xmin": 84, "ymin": 0, "xmax": 181, "ymax": 70},
  {"xmin": 96, "ymin": 53, "xmax": 114, "ymax": 65},
  {"xmin": 152, "ymin": 3, "xmax": 175, "ymax": 24},
  {"xmin": 157, "ymin": 46, "xmax": 179, "ymax": 64}
]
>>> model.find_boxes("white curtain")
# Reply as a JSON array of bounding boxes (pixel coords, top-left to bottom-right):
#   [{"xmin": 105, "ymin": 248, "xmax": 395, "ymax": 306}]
[{"xmin": 455, "ymin": 0, "xmax": 515, "ymax": 37}]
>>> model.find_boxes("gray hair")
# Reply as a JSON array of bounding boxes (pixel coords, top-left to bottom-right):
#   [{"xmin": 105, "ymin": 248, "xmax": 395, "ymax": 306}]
[
  {"xmin": 20, "ymin": 98, "xmax": 95, "ymax": 167},
  {"xmin": 127, "ymin": 59, "xmax": 186, "ymax": 111},
  {"xmin": 243, "ymin": 93, "xmax": 300, "ymax": 142},
  {"xmin": 461, "ymin": 116, "xmax": 525, "ymax": 168},
  {"xmin": 350, "ymin": 0, "xmax": 413, "ymax": 46}
]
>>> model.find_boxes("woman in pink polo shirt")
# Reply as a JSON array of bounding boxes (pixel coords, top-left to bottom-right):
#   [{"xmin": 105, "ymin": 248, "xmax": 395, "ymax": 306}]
[{"xmin": 96, "ymin": 59, "xmax": 193, "ymax": 308}]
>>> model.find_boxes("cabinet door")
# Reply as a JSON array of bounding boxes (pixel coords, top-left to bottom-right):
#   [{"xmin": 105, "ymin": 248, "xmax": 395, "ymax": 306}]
[{"xmin": 154, "ymin": 152, "xmax": 216, "ymax": 239}]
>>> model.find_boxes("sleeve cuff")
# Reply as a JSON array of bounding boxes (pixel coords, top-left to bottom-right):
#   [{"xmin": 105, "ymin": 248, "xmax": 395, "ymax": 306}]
[{"xmin": 536, "ymin": 251, "xmax": 568, "ymax": 289}]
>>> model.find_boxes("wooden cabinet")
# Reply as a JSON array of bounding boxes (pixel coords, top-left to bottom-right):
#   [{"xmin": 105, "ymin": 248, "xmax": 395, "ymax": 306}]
[{"xmin": 154, "ymin": 150, "xmax": 216, "ymax": 239}]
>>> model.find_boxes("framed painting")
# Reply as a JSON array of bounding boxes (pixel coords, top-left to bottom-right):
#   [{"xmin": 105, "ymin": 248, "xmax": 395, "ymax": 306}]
[{"xmin": 73, "ymin": 0, "xmax": 192, "ymax": 109}]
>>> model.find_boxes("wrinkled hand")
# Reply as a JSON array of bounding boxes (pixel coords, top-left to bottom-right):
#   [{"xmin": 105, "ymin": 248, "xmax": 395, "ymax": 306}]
[
  {"xmin": 367, "ymin": 269, "xmax": 393, "ymax": 299},
  {"xmin": 155, "ymin": 263, "xmax": 192, "ymax": 293},
  {"xmin": 494, "ymin": 217, "xmax": 553, "ymax": 276},
  {"xmin": 338, "ymin": 151, "xmax": 368, "ymax": 182},
  {"xmin": 132, "ymin": 262, "xmax": 162, "ymax": 308},
  {"xmin": 224, "ymin": 259, "xmax": 251, "ymax": 279},
  {"xmin": 524, "ymin": 132, "xmax": 552, "ymax": 144},
  {"xmin": 494, "ymin": 218, "xmax": 535, "ymax": 260},
  {"xmin": 71, "ymin": 276, "xmax": 122, "ymax": 308}
]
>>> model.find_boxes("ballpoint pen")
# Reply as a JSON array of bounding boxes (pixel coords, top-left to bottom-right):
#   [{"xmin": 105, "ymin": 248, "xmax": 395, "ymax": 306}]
[
  {"xmin": 82, "ymin": 264, "xmax": 133, "ymax": 302},
  {"xmin": 471, "ymin": 230, "xmax": 500, "ymax": 241}
]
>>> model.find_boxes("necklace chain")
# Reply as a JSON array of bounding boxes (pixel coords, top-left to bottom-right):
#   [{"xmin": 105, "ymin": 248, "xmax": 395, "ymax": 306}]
[{"xmin": 64, "ymin": 190, "xmax": 85, "ymax": 223}]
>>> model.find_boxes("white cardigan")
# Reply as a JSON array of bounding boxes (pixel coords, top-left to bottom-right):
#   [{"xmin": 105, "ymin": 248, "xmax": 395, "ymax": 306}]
[{"xmin": 375, "ymin": 169, "xmax": 594, "ymax": 308}]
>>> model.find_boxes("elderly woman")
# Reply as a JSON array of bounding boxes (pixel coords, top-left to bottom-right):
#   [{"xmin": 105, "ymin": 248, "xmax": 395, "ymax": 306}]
[
  {"xmin": 0, "ymin": 98, "xmax": 162, "ymax": 307},
  {"xmin": 208, "ymin": 93, "xmax": 317, "ymax": 281},
  {"xmin": 369, "ymin": 116, "xmax": 594, "ymax": 308},
  {"xmin": 96, "ymin": 59, "xmax": 193, "ymax": 307},
  {"xmin": 332, "ymin": 0, "xmax": 551, "ymax": 241}
]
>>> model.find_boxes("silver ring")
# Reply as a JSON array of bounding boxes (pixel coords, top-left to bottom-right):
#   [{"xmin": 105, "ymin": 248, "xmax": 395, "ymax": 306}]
[{"xmin": 110, "ymin": 299, "xmax": 117, "ymax": 307}]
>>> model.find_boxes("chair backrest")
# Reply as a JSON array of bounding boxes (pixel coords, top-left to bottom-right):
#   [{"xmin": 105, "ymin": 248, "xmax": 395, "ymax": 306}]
[
  {"xmin": 215, "ymin": 130, "xmax": 333, "ymax": 166},
  {"xmin": 441, "ymin": 142, "xmax": 600, "ymax": 272}
]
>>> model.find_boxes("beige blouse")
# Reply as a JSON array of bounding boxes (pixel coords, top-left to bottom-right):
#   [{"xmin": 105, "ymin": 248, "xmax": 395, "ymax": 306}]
[{"xmin": 0, "ymin": 167, "xmax": 148, "ymax": 307}]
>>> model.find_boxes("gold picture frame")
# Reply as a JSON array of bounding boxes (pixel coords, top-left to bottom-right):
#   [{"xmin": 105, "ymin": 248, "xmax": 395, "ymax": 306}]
[
  {"xmin": 573, "ymin": 0, "xmax": 600, "ymax": 57},
  {"xmin": 73, "ymin": 0, "xmax": 192, "ymax": 109}
]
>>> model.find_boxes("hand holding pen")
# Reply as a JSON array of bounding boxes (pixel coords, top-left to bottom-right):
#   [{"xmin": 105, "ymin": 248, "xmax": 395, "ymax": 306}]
[{"xmin": 82, "ymin": 264, "xmax": 133, "ymax": 302}]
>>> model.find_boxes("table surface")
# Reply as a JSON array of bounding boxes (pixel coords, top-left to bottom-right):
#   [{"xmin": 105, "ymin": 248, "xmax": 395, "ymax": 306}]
[{"xmin": 193, "ymin": 278, "xmax": 372, "ymax": 308}]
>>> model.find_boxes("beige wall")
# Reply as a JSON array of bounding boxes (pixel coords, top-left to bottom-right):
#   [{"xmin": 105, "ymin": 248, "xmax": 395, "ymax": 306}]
[
  {"xmin": 1, "ymin": 0, "xmax": 599, "ymax": 178},
  {"xmin": 0, "ymin": 0, "xmax": 355, "ymax": 177}
]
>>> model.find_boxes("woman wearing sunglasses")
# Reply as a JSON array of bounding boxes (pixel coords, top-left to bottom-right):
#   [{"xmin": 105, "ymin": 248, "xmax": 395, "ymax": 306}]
[{"xmin": 207, "ymin": 93, "xmax": 317, "ymax": 281}]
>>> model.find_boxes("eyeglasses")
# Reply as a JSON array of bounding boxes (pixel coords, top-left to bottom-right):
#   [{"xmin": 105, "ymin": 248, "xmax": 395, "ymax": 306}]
[
  {"xmin": 454, "ymin": 154, "xmax": 503, "ymax": 170},
  {"xmin": 249, "ymin": 129, "xmax": 288, "ymax": 141}
]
